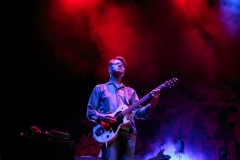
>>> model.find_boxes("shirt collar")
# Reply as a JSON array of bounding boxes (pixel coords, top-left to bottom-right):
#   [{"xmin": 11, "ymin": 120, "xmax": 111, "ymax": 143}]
[{"xmin": 106, "ymin": 80, "xmax": 126, "ymax": 88}]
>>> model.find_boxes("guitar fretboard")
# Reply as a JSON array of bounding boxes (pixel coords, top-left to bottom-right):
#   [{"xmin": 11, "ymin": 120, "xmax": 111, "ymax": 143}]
[{"xmin": 116, "ymin": 84, "xmax": 165, "ymax": 118}]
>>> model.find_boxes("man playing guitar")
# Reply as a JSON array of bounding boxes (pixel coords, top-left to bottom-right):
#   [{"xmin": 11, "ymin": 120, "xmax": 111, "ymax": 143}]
[{"xmin": 86, "ymin": 56, "xmax": 161, "ymax": 160}]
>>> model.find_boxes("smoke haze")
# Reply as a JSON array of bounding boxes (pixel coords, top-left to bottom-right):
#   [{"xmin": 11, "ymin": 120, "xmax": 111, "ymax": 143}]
[{"xmin": 40, "ymin": 0, "xmax": 239, "ymax": 88}]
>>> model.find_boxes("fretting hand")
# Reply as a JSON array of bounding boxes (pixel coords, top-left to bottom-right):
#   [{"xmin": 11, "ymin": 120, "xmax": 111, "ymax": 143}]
[{"xmin": 150, "ymin": 89, "xmax": 161, "ymax": 106}]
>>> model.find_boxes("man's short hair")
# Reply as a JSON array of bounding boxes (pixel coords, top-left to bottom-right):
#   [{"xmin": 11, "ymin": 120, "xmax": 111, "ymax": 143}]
[{"xmin": 108, "ymin": 56, "xmax": 127, "ymax": 68}]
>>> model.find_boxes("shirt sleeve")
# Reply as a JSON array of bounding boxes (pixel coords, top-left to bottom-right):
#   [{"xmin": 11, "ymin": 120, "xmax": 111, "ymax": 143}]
[
  {"xmin": 86, "ymin": 85, "xmax": 101, "ymax": 123},
  {"xmin": 128, "ymin": 88, "xmax": 153, "ymax": 120}
]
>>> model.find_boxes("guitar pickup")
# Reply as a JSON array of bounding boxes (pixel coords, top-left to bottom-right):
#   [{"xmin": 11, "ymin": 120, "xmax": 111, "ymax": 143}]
[{"xmin": 95, "ymin": 127, "xmax": 104, "ymax": 136}]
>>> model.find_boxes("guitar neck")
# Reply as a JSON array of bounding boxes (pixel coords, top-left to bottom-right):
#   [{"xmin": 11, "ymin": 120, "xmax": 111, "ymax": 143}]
[{"xmin": 121, "ymin": 84, "xmax": 165, "ymax": 116}]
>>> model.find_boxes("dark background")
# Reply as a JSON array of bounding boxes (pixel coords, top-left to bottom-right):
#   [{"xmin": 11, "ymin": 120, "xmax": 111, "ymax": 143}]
[
  {"xmin": 3, "ymin": 0, "xmax": 94, "ymax": 153},
  {"xmin": 2, "ymin": 0, "xmax": 240, "ymax": 159}
]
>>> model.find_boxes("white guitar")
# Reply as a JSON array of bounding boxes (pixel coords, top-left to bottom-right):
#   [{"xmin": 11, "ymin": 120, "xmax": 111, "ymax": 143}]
[{"xmin": 92, "ymin": 78, "xmax": 179, "ymax": 144}]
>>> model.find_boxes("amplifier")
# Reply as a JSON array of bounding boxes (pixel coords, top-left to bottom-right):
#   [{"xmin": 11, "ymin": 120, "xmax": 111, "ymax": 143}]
[{"xmin": 7, "ymin": 136, "xmax": 75, "ymax": 160}]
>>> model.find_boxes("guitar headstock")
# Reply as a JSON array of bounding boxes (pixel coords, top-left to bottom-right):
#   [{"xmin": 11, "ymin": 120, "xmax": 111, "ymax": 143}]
[{"xmin": 163, "ymin": 77, "xmax": 179, "ymax": 88}]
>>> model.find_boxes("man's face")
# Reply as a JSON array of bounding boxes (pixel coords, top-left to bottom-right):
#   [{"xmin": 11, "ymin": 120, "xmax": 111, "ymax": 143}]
[{"xmin": 109, "ymin": 59, "xmax": 126, "ymax": 77}]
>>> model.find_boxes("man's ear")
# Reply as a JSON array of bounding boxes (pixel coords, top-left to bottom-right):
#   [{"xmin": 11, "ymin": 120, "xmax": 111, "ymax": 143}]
[{"xmin": 109, "ymin": 66, "xmax": 113, "ymax": 74}]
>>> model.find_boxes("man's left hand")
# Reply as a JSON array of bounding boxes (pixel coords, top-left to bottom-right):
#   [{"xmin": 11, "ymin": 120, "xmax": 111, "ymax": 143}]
[{"xmin": 150, "ymin": 89, "xmax": 161, "ymax": 106}]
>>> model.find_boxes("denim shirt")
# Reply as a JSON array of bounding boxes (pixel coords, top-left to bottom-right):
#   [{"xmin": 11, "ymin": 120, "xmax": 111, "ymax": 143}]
[{"xmin": 86, "ymin": 80, "xmax": 152, "ymax": 134}]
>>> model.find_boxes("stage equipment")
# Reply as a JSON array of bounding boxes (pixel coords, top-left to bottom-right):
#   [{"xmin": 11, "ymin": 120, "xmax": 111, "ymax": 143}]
[
  {"xmin": 173, "ymin": 138, "xmax": 185, "ymax": 160},
  {"xmin": 75, "ymin": 156, "xmax": 101, "ymax": 160},
  {"xmin": 174, "ymin": 138, "xmax": 185, "ymax": 154},
  {"xmin": 75, "ymin": 155, "xmax": 142, "ymax": 160},
  {"xmin": 7, "ymin": 128, "xmax": 75, "ymax": 160},
  {"xmin": 148, "ymin": 149, "xmax": 171, "ymax": 160},
  {"xmin": 22, "ymin": 125, "xmax": 71, "ymax": 140}
]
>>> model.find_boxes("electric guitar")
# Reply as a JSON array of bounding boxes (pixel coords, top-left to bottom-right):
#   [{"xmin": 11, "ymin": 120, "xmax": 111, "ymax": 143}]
[{"xmin": 92, "ymin": 78, "xmax": 179, "ymax": 144}]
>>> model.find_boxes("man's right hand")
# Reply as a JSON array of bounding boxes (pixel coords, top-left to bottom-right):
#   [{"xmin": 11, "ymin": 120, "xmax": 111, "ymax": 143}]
[{"xmin": 99, "ymin": 114, "xmax": 117, "ymax": 125}]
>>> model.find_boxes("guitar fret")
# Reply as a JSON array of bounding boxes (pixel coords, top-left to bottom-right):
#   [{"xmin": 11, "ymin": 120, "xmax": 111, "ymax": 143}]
[{"xmin": 122, "ymin": 84, "xmax": 165, "ymax": 116}]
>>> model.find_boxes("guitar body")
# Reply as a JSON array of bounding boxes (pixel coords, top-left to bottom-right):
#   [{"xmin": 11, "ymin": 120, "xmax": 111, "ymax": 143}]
[{"xmin": 92, "ymin": 104, "xmax": 130, "ymax": 144}]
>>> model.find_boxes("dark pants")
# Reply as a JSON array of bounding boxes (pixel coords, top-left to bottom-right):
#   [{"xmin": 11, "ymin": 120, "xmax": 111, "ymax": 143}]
[{"xmin": 101, "ymin": 129, "xmax": 136, "ymax": 160}]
